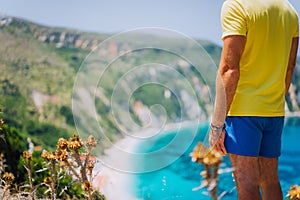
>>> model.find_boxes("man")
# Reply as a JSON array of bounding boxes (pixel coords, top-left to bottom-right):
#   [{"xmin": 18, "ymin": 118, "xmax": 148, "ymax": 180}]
[{"xmin": 209, "ymin": 0, "xmax": 299, "ymax": 199}]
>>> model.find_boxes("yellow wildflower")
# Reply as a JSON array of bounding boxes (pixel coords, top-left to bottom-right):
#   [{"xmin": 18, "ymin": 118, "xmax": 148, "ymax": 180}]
[
  {"xmin": 41, "ymin": 150, "xmax": 56, "ymax": 160},
  {"xmin": 83, "ymin": 180, "xmax": 93, "ymax": 191},
  {"xmin": 86, "ymin": 135, "xmax": 97, "ymax": 148},
  {"xmin": 288, "ymin": 185, "xmax": 300, "ymax": 200},
  {"xmin": 57, "ymin": 138, "xmax": 68, "ymax": 150},
  {"xmin": 60, "ymin": 161, "xmax": 67, "ymax": 168},
  {"xmin": 190, "ymin": 142, "xmax": 222, "ymax": 165},
  {"xmin": 68, "ymin": 135, "xmax": 83, "ymax": 150},
  {"xmin": 55, "ymin": 149, "xmax": 68, "ymax": 161},
  {"xmin": 87, "ymin": 161, "xmax": 95, "ymax": 170},
  {"xmin": 44, "ymin": 177, "xmax": 52, "ymax": 184},
  {"xmin": 3, "ymin": 172, "xmax": 15, "ymax": 183},
  {"xmin": 23, "ymin": 151, "xmax": 32, "ymax": 161}
]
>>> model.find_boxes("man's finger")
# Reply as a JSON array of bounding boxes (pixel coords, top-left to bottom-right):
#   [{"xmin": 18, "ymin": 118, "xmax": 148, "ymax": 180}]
[{"xmin": 215, "ymin": 136, "xmax": 227, "ymax": 156}]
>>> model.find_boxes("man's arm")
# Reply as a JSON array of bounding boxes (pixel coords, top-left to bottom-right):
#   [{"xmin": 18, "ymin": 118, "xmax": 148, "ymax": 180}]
[
  {"xmin": 210, "ymin": 35, "xmax": 246, "ymax": 155},
  {"xmin": 285, "ymin": 37, "xmax": 299, "ymax": 96}
]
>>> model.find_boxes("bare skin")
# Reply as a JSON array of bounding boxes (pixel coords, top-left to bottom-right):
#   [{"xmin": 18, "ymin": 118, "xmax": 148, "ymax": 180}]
[
  {"xmin": 229, "ymin": 154, "xmax": 282, "ymax": 200},
  {"xmin": 210, "ymin": 35, "xmax": 299, "ymax": 200},
  {"xmin": 210, "ymin": 35, "xmax": 246, "ymax": 155},
  {"xmin": 286, "ymin": 37, "xmax": 299, "ymax": 95}
]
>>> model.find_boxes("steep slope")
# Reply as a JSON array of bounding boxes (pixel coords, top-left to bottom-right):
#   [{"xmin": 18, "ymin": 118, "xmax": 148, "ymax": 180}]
[{"xmin": 0, "ymin": 16, "xmax": 88, "ymax": 148}]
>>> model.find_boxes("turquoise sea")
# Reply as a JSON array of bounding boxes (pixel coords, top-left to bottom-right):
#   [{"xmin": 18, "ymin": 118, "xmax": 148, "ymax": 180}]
[{"xmin": 131, "ymin": 119, "xmax": 300, "ymax": 200}]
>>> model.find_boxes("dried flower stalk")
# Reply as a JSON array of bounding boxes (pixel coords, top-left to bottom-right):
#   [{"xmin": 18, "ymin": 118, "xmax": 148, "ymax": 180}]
[
  {"xmin": 190, "ymin": 142, "xmax": 222, "ymax": 200},
  {"xmin": 23, "ymin": 151, "xmax": 35, "ymax": 200},
  {"xmin": 40, "ymin": 134, "xmax": 104, "ymax": 200},
  {"xmin": 1, "ymin": 172, "xmax": 15, "ymax": 200},
  {"xmin": 288, "ymin": 185, "xmax": 300, "ymax": 200}
]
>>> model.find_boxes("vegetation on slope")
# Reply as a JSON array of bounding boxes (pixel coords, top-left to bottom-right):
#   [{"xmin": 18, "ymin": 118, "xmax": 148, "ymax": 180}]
[{"xmin": 0, "ymin": 14, "xmax": 299, "ymax": 151}]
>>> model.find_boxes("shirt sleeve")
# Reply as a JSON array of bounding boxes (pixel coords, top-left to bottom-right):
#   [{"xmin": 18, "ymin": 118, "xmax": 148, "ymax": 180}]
[
  {"xmin": 293, "ymin": 14, "xmax": 299, "ymax": 38},
  {"xmin": 221, "ymin": 0, "xmax": 247, "ymax": 40},
  {"xmin": 290, "ymin": 3, "xmax": 299, "ymax": 38}
]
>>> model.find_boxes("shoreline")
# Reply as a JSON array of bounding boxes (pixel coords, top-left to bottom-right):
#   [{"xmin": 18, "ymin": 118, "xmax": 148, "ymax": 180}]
[
  {"xmin": 92, "ymin": 121, "xmax": 201, "ymax": 199},
  {"xmin": 93, "ymin": 135, "xmax": 140, "ymax": 200},
  {"xmin": 93, "ymin": 127, "xmax": 162, "ymax": 200}
]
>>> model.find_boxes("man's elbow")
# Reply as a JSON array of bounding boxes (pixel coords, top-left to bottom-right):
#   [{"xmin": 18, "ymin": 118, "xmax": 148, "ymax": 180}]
[{"xmin": 220, "ymin": 66, "xmax": 240, "ymax": 81}]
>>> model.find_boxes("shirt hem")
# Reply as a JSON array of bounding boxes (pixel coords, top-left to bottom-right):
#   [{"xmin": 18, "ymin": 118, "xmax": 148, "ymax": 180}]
[{"xmin": 227, "ymin": 113, "xmax": 285, "ymax": 117}]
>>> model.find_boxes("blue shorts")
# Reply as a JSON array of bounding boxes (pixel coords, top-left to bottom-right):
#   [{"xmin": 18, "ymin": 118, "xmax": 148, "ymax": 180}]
[{"xmin": 224, "ymin": 116, "xmax": 284, "ymax": 158}]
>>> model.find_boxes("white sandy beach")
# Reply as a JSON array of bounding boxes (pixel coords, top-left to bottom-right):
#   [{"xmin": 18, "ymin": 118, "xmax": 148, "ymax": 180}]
[
  {"xmin": 93, "ymin": 127, "xmax": 163, "ymax": 200},
  {"xmin": 93, "ymin": 137, "xmax": 140, "ymax": 199}
]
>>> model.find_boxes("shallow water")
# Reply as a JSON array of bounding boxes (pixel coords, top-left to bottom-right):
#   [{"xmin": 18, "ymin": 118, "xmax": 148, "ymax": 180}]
[{"xmin": 132, "ymin": 123, "xmax": 300, "ymax": 199}]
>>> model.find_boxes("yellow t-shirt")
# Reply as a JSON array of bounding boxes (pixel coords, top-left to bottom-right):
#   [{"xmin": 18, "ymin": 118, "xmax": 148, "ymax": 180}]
[{"xmin": 221, "ymin": 0, "xmax": 299, "ymax": 116}]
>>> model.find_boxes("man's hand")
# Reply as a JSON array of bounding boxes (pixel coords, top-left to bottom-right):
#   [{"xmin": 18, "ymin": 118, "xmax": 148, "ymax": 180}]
[{"xmin": 209, "ymin": 129, "xmax": 227, "ymax": 156}]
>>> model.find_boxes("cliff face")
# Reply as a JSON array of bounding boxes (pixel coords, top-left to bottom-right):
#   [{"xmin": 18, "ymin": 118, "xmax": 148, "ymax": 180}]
[{"xmin": 0, "ymin": 14, "xmax": 108, "ymax": 50}]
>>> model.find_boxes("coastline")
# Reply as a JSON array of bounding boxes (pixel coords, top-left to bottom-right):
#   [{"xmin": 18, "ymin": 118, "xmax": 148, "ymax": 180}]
[
  {"xmin": 93, "ymin": 127, "xmax": 163, "ymax": 200},
  {"xmin": 93, "ymin": 135, "xmax": 140, "ymax": 200},
  {"xmin": 93, "ymin": 122, "xmax": 199, "ymax": 200},
  {"xmin": 92, "ymin": 121, "xmax": 202, "ymax": 199}
]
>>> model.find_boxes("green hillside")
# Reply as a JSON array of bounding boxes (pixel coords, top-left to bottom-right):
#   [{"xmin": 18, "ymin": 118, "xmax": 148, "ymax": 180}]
[
  {"xmin": 0, "ymin": 14, "xmax": 299, "ymax": 152},
  {"xmin": 0, "ymin": 16, "xmax": 91, "ymax": 149}
]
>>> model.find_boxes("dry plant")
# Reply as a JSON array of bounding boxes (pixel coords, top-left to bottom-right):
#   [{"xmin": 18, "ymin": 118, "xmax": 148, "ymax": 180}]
[
  {"xmin": 41, "ymin": 134, "xmax": 105, "ymax": 200},
  {"xmin": 0, "ymin": 153, "xmax": 18, "ymax": 200},
  {"xmin": 1, "ymin": 172, "xmax": 15, "ymax": 200},
  {"xmin": 22, "ymin": 151, "xmax": 39, "ymax": 200},
  {"xmin": 287, "ymin": 185, "xmax": 300, "ymax": 200},
  {"xmin": 0, "ymin": 109, "xmax": 104, "ymax": 200},
  {"xmin": 0, "ymin": 153, "xmax": 5, "ymax": 175},
  {"xmin": 190, "ymin": 142, "xmax": 223, "ymax": 200},
  {"xmin": 0, "ymin": 135, "xmax": 105, "ymax": 200}
]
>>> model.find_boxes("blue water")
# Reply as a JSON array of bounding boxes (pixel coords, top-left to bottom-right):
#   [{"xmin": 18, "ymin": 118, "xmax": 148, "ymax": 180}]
[{"xmin": 132, "ymin": 122, "xmax": 300, "ymax": 200}]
